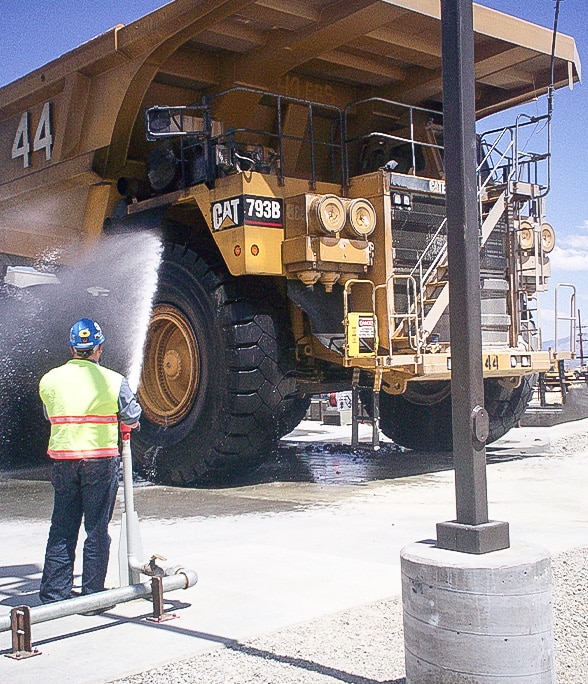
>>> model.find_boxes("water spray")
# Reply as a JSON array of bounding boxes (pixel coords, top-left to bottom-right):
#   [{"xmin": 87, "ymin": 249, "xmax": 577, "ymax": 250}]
[{"xmin": 0, "ymin": 231, "xmax": 162, "ymax": 467}]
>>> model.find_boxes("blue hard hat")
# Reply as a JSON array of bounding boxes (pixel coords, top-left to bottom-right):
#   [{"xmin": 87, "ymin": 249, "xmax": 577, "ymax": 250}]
[{"xmin": 69, "ymin": 318, "xmax": 105, "ymax": 350}]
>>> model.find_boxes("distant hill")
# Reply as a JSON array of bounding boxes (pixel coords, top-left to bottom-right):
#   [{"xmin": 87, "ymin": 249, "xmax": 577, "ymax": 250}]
[{"xmin": 541, "ymin": 337, "xmax": 572, "ymax": 352}]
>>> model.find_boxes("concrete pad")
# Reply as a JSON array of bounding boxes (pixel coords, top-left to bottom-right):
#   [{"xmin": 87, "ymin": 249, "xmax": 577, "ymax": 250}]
[{"xmin": 0, "ymin": 419, "xmax": 587, "ymax": 682}]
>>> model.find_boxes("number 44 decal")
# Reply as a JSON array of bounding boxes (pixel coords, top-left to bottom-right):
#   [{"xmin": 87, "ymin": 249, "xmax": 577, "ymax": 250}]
[
  {"xmin": 11, "ymin": 102, "xmax": 53, "ymax": 168},
  {"xmin": 484, "ymin": 354, "xmax": 499, "ymax": 371}
]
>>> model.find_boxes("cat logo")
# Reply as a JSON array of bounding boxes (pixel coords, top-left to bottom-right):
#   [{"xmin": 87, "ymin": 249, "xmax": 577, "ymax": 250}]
[{"xmin": 211, "ymin": 197, "xmax": 242, "ymax": 231}]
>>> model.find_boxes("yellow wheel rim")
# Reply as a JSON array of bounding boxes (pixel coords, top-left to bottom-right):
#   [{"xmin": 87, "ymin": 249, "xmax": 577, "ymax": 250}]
[{"xmin": 138, "ymin": 305, "xmax": 199, "ymax": 426}]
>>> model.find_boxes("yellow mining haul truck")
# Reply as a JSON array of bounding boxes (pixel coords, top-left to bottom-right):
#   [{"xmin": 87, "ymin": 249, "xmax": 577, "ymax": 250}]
[{"xmin": 0, "ymin": 0, "xmax": 581, "ymax": 485}]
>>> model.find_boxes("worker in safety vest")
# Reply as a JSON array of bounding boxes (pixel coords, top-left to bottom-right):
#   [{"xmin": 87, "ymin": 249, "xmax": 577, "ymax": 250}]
[{"xmin": 38, "ymin": 318, "xmax": 141, "ymax": 605}]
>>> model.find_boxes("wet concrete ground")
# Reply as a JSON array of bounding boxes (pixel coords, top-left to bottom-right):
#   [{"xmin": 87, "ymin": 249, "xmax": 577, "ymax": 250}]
[
  {"xmin": 0, "ymin": 419, "xmax": 586, "ymax": 683},
  {"xmin": 0, "ymin": 422, "xmax": 547, "ymax": 522}
]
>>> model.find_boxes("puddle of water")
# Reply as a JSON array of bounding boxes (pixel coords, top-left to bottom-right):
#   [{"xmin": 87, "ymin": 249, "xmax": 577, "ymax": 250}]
[
  {"xmin": 222, "ymin": 441, "xmax": 455, "ymax": 487},
  {"xmin": 239, "ymin": 437, "xmax": 545, "ymax": 488}
]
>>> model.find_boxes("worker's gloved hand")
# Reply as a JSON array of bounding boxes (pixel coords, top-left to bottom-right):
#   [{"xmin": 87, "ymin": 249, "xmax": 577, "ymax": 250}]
[{"xmin": 128, "ymin": 422, "xmax": 140, "ymax": 432}]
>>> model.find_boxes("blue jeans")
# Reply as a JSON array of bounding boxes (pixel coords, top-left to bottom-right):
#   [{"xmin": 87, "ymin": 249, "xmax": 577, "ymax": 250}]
[{"xmin": 39, "ymin": 457, "xmax": 120, "ymax": 603}]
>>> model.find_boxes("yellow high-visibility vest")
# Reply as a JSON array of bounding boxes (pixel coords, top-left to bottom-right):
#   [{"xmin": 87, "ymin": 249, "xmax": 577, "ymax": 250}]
[{"xmin": 39, "ymin": 359, "xmax": 123, "ymax": 459}]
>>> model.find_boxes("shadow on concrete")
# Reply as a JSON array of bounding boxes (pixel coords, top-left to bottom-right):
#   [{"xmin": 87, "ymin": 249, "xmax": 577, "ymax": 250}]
[
  {"xmin": 0, "ymin": 603, "xmax": 405, "ymax": 684},
  {"xmin": 0, "ymin": 563, "xmax": 43, "ymax": 608}
]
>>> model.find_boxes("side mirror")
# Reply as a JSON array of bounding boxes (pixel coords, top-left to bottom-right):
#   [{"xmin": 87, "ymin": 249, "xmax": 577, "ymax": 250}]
[
  {"xmin": 145, "ymin": 108, "xmax": 174, "ymax": 141},
  {"xmin": 148, "ymin": 109, "xmax": 172, "ymax": 133}
]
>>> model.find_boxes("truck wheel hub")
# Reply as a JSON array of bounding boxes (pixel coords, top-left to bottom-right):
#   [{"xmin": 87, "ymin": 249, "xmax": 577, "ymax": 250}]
[
  {"xmin": 138, "ymin": 305, "xmax": 199, "ymax": 426},
  {"xmin": 163, "ymin": 349, "xmax": 182, "ymax": 379}
]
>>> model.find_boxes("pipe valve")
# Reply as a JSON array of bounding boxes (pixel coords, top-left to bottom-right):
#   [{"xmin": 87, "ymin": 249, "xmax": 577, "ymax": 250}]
[{"xmin": 142, "ymin": 554, "xmax": 167, "ymax": 577}]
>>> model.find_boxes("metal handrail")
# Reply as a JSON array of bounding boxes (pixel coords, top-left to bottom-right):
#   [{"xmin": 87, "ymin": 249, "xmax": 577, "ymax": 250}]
[
  {"xmin": 206, "ymin": 87, "xmax": 345, "ymax": 188},
  {"xmin": 343, "ymin": 97, "xmax": 443, "ymax": 187},
  {"xmin": 410, "ymin": 217, "xmax": 448, "ymax": 284},
  {"xmin": 403, "ymin": 128, "xmax": 514, "ymax": 343},
  {"xmin": 383, "ymin": 274, "xmax": 422, "ymax": 353},
  {"xmin": 554, "ymin": 283, "xmax": 577, "ymax": 355},
  {"xmin": 479, "ymin": 113, "xmax": 551, "ymax": 199}
]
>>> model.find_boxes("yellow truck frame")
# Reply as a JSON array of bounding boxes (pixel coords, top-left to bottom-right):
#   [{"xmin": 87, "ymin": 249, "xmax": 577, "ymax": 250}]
[{"xmin": 0, "ymin": 0, "xmax": 581, "ymax": 484}]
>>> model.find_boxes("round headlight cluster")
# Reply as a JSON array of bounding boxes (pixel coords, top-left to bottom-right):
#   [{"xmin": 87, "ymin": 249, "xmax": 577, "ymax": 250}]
[
  {"xmin": 347, "ymin": 199, "xmax": 377, "ymax": 237},
  {"xmin": 540, "ymin": 222, "xmax": 555, "ymax": 253},
  {"xmin": 312, "ymin": 195, "xmax": 376, "ymax": 237},
  {"xmin": 517, "ymin": 220, "xmax": 535, "ymax": 250},
  {"xmin": 516, "ymin": 219, "xmax": 555, "ymax": 254},
  {"xmin": 314, "ymin": 194, "xmax": 346, "ymax": 234}
]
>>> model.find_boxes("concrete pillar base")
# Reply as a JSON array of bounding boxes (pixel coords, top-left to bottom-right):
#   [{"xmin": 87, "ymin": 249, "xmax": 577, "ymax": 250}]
[{"xmin": 401, "ymin": 540, "xmax": 555, "ymax": 683}]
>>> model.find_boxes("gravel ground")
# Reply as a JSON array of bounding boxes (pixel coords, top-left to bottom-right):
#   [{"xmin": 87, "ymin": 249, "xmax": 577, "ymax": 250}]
[
  {"xmin": 110, "ymin": 428, "xmax": 588, "ymax": 683},
  {"xmin": 109, "ymin": 545, "xmax": 588, "ymax": 684}
]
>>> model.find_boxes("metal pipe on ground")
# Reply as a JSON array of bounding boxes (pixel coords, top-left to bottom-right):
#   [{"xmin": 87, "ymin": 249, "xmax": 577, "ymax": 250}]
[
  {"xmin": 0, "ymin": 425, "xmax": 198, "ymax": 639},
  {"xmin": 0, "ymin": 568, "xmax": 198, "ymax": 633}
]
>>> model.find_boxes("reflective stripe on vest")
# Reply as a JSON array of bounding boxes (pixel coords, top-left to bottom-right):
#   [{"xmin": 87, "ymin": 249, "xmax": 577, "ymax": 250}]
[
  {"xmin": 40, "ymin": 359, "xmax": 123, "ymax": 460},
  {"xmin": 47, "ymin": 447, "xmax": 120, "ymax": 459},
  {"xmin": 49, "ymin": 415, "xmax": 118, "ymax": 425}
]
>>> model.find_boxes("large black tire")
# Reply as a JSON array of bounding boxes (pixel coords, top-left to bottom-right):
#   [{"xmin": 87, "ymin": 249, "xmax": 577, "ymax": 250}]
[
  {"xmin": 132, "ymin": 243, "xmax": 302, "ymax": 486},
  {"xmin": 485, "ymin": 375, "xmax": 536, "ymax": 444},
  {"xmin": 278, "ymin": 394, "xmax": 311, "ymax": 437},
  {"xmin": 366, "ymin": 376, "xmax": 535, "ymax": 451},
  {"xmin": 374, "ymin": 382, "xmax": 453, "ymax": 451}
]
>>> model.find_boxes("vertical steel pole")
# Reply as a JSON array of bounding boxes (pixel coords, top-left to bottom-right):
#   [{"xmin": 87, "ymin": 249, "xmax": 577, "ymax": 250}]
[
  {"xmin": 557, "ymin": 358, "xmax": 567, "ymax": 403},
  {"xmin": 436, "ymin": 0, "xmax": 509, "ymax": 553},
  {"xmin": 578, "ymin": 309, "xmax": 584, "ymax": 365},
  {"xmin": 539, "ymin": 373, "xmax": 547, "ymax": 407},
  {"xmin": 351, "ymin": 368, "xmax": 360, "ymax": 447}
]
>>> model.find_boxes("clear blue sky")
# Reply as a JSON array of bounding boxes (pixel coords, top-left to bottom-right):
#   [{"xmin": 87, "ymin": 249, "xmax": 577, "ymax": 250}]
[
  {"xmin": 481, "ymin": 1, "xmax": 587, "ymax": 346},
  {"xmin": 1, "ymin": 0, "xmax": 585, "ymax": 342}
]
